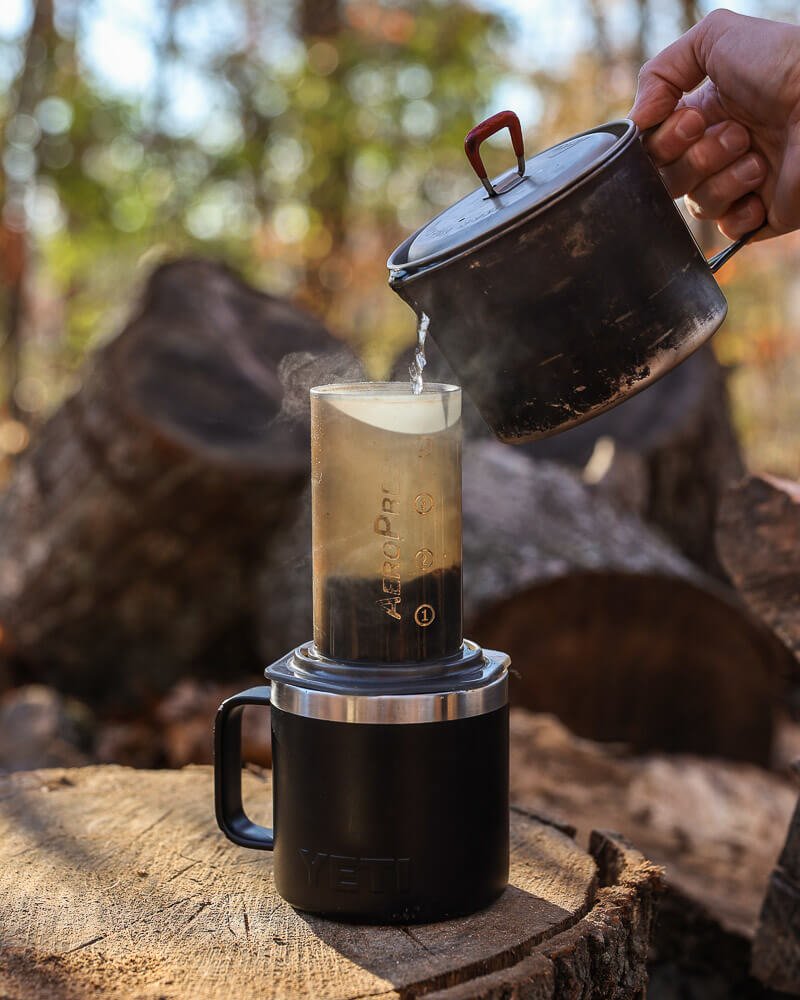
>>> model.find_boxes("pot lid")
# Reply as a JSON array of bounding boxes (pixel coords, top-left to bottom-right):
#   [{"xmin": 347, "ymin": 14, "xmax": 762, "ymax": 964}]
[{"xmin": 393, "ymin": 114, "xmax": 629, "ymax": 271}]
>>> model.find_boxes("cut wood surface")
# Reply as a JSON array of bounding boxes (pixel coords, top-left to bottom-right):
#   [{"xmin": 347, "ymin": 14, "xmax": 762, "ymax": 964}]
[
  {"xmin": 0, "ymin": 765, "xmax": 662, "ymax": 1000},
  {"xmin": 476, "ymin": 570, "xmax": 789, "ymax": 763},
  {"xmin": 0, "ymin": 260, "xmax": 360, "ymax": 710}
]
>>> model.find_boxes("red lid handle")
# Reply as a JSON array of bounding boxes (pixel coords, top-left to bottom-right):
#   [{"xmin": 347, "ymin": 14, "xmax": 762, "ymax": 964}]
[{"xmin": 465, "ymin": 110, "xmax": 526, "ymax": 197}]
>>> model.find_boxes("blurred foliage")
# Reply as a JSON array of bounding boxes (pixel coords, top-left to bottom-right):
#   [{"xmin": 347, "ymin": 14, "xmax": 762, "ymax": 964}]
[
  {"xmin": 0, "ymin": 0, "xmax": 510, "ymax": 407},
  {"xmin": 0, "ymin": 0, "xmax": 799, "ymax": 477}
]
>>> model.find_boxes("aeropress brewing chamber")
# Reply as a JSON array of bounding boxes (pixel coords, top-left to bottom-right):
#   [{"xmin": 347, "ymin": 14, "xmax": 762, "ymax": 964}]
[{"xmin": 214, "ymin": 383, "xmax": 510, "ymax": 923}]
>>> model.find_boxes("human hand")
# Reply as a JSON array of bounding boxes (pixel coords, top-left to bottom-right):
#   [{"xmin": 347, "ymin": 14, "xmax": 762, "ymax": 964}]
[{"xmin": 630, "ymin": 9, "xmax": 800, "ymax": 240}]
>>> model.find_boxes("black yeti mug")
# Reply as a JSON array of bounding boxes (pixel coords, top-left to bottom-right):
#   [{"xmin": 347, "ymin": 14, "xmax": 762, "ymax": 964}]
[{"xmin": 214, "ymin": 383, "xmax": 511, "ymax": 923}]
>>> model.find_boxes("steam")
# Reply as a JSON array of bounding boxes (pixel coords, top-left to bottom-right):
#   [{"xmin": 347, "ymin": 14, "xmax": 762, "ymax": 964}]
[{"xmin": 276, "ymin": 348, "xmax": 364, "ymax": 424}]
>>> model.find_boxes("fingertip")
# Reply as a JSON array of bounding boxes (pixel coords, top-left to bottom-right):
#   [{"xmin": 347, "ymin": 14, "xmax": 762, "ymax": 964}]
[
  {"xmin": 645, "ymin": 108, "xmax": 706, "ymax": 166},
  {"xmin": 674, "ymin": 108, "xmax": 705, "ymax": 141},
  {"xmin": 716, "ymin": 120, "xmax": 749, "ymax": 155}
]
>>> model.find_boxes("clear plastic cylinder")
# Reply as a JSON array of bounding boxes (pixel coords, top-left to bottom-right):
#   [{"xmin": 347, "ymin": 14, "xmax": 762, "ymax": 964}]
[{"xmin": 310, "ymin": 382, "xmax": 462, "ymax": 664}]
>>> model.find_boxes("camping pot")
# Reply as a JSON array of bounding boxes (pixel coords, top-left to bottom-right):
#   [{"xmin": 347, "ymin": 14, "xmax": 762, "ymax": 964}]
[{"xmin": 387, "ymin": 111, "xmax": 757, "ymax": 443}]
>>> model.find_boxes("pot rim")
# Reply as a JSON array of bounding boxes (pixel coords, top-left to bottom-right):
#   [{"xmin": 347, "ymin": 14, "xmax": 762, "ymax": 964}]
[{"xmin": 387, "ymin": 118, "xmax": 638, "ymax": 282}]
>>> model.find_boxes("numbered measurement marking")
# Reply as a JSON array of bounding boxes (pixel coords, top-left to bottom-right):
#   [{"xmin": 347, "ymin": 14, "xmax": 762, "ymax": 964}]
[
  {"xmin": 414, "ymin": 604, "xmax": 436, "ymax": 627},
  {"xmin": 415, "ymin": 547, "xmax": 434, "ymax": 570},
  {"xmin": 414, "ymin": 492, "xmax": 434, "ymax": 515}
]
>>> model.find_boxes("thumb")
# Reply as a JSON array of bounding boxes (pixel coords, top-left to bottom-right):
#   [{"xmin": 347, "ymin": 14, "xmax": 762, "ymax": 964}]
[
  {"xmin": 630, "ymin": 17, "xmax": 714, "ymax": 129},
  {"xmin": 770, "ymin": 150, "xmax": 800, "ymax": 235}
]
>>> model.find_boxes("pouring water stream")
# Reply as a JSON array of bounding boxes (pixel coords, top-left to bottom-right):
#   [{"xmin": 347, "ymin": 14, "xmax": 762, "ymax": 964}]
[{"xmin": 409, "ymin": 312, "xmax": 429, "ymax": 395}]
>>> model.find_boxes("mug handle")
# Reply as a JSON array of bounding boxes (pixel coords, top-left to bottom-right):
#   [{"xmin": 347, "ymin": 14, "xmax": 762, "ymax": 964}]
[
  {"xmin": 214, "ymin": 686, "xmax": 274, "ymax": 850},
  {"xmin": 639, "ymin": 121, "xmax": 766, "ymax": 273}
]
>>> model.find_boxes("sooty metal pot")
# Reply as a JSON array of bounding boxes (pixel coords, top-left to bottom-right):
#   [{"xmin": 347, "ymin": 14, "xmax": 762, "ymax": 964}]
[{"xmin": 387, "ymin": 112, "xmax": 756, "ymax": 443}]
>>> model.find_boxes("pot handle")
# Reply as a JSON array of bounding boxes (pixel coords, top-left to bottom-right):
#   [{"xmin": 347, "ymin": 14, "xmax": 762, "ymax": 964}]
[
  {"xmin": 640, "ymin": 122, "xmax": 766, "ymax": 273},
  {"xmin": 706, "ymin": 224, "xmax": 765, "ymax": 273},
  {"xmin": 465, "ymin": 111, "xmax": 525, "ymax": 198}
]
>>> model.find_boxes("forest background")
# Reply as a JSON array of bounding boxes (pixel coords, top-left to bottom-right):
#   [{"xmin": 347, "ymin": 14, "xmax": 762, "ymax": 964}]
[{"xmin": 1, "ymin": 0, "xmax": 798, "ymax": 480}]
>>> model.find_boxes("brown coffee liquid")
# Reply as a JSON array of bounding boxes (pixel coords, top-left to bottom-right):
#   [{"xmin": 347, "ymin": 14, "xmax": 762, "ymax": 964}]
[{"xmin": 317, "ymin": 566, "xmax": 462, "ymax": 663}]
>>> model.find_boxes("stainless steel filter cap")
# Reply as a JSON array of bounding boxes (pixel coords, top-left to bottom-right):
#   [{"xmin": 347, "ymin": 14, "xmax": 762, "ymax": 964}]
[{"xmin": 267, "ymin": 642, "xmax": 509, "ymax": 724}]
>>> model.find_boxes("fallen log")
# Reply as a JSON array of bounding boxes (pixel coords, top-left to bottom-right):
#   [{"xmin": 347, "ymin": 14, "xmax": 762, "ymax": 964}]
[
  {"xmin": 258, "ymin": 440, "xmax": 794, "ymax": 763},
  {"xmin": 396, "ymin": 340, "xmax": 744, "ymax": 576},
  {"xmin": 0, "ymin": 259, "xmax": 360, "ymax": 711},
  {"xmin": 508, "ymin": 709, "xmax": 796, "ymax": 996},
  {"xmin": 0, "ymin": 260, "xmax": 789, "ymax": 769},
  {"xmin": 0, "ymin": 765, "xmax": 663, "ymax": 1000},
  {"xmin": 0, "ymin": 684, "xmax": 93, "ymax": 771},
  {"xmin": 258, "ymin": 435, "xmax": 709, "ymax": 660},
  {"xmin": 524, "ymin": 345, "xmax": 744, "ymax": 577}
]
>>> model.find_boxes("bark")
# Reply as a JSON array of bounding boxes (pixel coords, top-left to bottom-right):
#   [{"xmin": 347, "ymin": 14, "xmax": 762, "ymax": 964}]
[
  {"xmin": 714, "ymin": 476, "xmax": 800, "ymax": 989},
  {"xmin": 0, "ymin": 0, "xmax": 56, "ymax": 420},
  {"xmin": 751, "ymin": 785, "xmax": 800, "ymax": 993},
  {"xmin": 0, "ymin": 764, "xmax": 662, "ymax": 1000},
  {"xmin": 716, "ymin": 473, "xmax": 800, "ymax": 663},
  {"xmin": 0, "ymin": 259, "xmax": 361, "ymax": 711}
]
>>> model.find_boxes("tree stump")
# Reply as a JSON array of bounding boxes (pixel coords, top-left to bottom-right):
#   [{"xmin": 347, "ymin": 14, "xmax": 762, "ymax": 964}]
[{"xmin": 0, "ymin": 765, "xmax": 662, "ymax": 999}]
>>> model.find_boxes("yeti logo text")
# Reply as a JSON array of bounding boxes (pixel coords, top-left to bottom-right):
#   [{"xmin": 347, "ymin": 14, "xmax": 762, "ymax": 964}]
[{"xmin": 299, "ymin": 851, "xmax": 411, "ymax": 894}]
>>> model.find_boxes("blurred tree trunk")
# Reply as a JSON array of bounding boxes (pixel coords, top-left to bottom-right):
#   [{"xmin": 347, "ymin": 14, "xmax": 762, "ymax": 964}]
[
  {"xmin": 586, "ymin": 0, "xmax": 612, "ymax": 69},
  {"xmin": 298, "ymin": 0, "xmax": 341, "ymax": 37},
  {"xmin": 632, "ymin": 0, "xmax": 649, "ymax": 70},
  {"xmin": 147, "ymin": 0, "xmax": 179, "ymax": 150},
  {"xmin": 717, "ymin": 474, "xmax": 800, "ymax": 663},
  {"xmin": 296, "ymin": 0, "xmax": 348, "ymax": 316},
  {"xmin": 0, "ymin": 0, "xmax": 55, "ymax": 423},
  {"xmin": 680, "ymin": 0, "xmax": 700, "ymax": 30}
]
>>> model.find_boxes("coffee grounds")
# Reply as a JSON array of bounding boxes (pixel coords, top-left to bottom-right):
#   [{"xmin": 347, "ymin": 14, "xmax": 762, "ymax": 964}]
[{"xmin": 316, "ymin": 566, "xmax": 462, "ymax": 663}]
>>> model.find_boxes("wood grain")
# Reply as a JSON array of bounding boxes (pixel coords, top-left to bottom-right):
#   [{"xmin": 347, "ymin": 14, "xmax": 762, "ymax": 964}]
[{"xmin": 0, "ymin": 765, "xmax": 661, "ymax": 999}]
